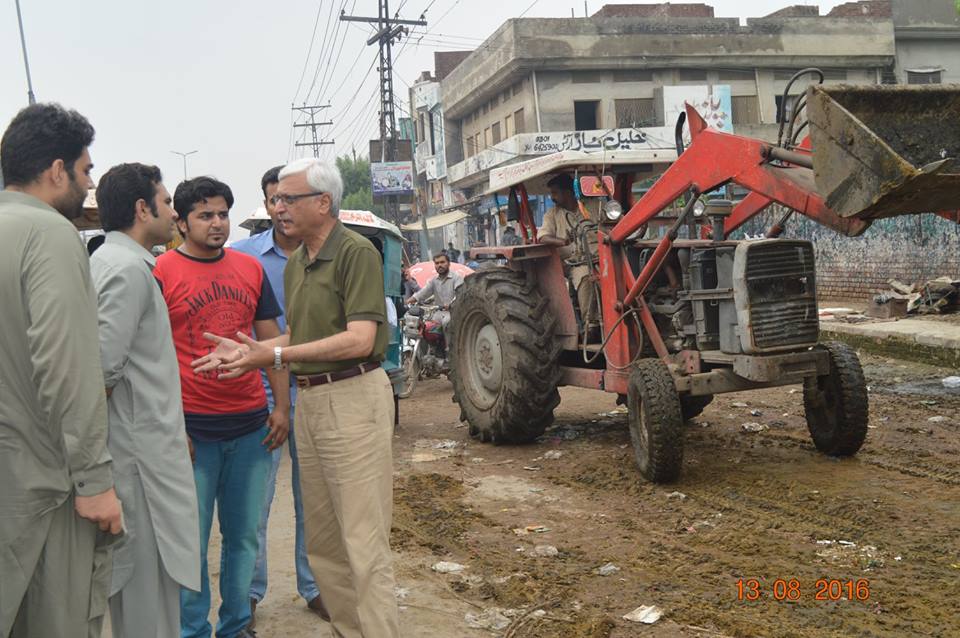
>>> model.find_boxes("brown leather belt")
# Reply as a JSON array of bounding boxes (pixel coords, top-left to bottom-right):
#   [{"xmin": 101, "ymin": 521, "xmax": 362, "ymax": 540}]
[{"xmin": 295, "ymin": 362, "xmax": 380, "ymax": 389}]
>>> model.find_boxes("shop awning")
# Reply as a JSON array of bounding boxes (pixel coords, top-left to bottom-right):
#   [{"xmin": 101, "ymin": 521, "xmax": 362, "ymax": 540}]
[{"xmin": 400, "ymin": 209, "xmax": 468, "ymax": 231}]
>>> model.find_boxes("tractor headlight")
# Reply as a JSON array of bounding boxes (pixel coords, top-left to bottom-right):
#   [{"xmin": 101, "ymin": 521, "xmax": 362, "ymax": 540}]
[
  {"xmin": 604, "ymin": 199, "xmax": 623, "ymax": 221},
  {"xmin": 692, "ymin": 200, "xmax": 706, "ymax": 218}
]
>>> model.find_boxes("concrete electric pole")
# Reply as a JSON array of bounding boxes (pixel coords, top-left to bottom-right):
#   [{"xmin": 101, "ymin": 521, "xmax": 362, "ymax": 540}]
[
  {"xmin": 340, "ymin": 1, "xmax": 426, "ymax": 224},
  {"xmin": 292, "ymin": 104, "xmax": 334, "ymax": 158}
]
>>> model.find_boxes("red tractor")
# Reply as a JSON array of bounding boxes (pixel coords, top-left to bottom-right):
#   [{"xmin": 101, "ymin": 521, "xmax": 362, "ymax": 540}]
[{"xmin": 449, "ymin": 75, "xmax": 960, "ymax": 483}]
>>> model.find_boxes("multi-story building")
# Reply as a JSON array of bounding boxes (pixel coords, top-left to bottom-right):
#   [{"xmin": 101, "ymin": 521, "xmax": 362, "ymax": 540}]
[{"xmin": 407, "ymin": 2, "xmax": 960, "ymax": 287}]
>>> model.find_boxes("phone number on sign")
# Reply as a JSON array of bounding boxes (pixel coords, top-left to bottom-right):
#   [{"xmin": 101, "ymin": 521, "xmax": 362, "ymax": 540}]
[{"xmin": 736, "ymin": 579, "xmax": 871, "ymax": 602}]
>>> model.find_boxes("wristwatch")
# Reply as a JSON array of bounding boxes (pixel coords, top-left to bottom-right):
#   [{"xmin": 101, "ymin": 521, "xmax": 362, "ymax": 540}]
[{"xmin": 273, "ymin": 346, "xmax": 283, "ymax": 370}]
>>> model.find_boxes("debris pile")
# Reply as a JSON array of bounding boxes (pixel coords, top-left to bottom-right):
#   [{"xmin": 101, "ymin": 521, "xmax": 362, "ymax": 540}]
[{"xmin": 869, "ymin": 277, "xmax": 960, "ymax": 317}]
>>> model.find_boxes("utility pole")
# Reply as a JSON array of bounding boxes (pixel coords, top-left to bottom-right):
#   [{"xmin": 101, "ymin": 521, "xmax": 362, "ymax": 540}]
[
  {"xmin": 14, "ymin": 0, "xmax": 36, "ymax": 104},
  {"xmin": 170, "ymin": 150, "xmax": 198, "ymax": 181},
  {"xmin": 292, "ymin": 104, "xmax": 334, "ymax": 157},
  {"xmin": 341, "ymin": 2, "xmax": 426, "ymax": 224}
]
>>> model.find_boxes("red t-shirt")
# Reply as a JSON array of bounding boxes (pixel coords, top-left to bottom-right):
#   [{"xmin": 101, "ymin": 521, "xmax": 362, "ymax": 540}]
[{"xmin": 154, "ymin": 248, "xmax": 281, "ymax": 421}]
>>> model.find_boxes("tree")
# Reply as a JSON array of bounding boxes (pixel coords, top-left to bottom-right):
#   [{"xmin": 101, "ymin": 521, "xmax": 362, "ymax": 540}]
[{"xmin": 336, "ymin": 155, "xmax": 383, "ymax": 216}]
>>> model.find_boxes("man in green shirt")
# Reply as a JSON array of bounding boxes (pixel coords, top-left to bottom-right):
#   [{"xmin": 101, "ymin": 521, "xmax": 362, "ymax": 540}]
[
  {"xmin": 194, "ymin": 157, "xmax": 399, "ymax": 638},
  {"xmin": 0, "ymin": 103, "xmax": 123, "ymax": 638}
]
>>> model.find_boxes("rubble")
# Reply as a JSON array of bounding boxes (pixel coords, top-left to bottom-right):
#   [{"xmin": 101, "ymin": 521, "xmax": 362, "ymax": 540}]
[
  {"xmin": 869, "ymin": 277, "xmax": 960, "ymax": 317},
  {"xmin": 741, "ymin": 422, "xmax": 768, "ymax": 433},
  {"xmin": 623, "ymin": 605, "xmax": 663, "ymax": 624},
  {"xmin": 465, "ymin": 608, "xmax": 512, "ymax": 631},
  {"xmin": 432, "ymin": 561, "xmax": 465, "ymax": 574},
  {"xmin": 597, "ymin": 562, "xmax": 621, "ymax": 576},
  {"xmin": 532, "ymin": 545, "xmax": 559, "ymax": 557}
]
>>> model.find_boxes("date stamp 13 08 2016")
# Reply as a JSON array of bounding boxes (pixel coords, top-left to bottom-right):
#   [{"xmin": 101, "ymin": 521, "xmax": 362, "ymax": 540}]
[{"xmin": 736, "ymin": 579, "xmax": 871, "ymax": 602}]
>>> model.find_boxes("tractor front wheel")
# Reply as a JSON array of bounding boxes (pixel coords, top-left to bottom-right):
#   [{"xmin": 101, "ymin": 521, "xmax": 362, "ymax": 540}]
[
  {"xmin": 627, "ymin": 359, "xmax": 684, "ymax": 483},
  {"xmin": 449, "ymin": 268, "xmax": 562, "ymax": 444},
  {"xmin": 803, "ymin": 341, "xmax": 869, "ymax": 456}
]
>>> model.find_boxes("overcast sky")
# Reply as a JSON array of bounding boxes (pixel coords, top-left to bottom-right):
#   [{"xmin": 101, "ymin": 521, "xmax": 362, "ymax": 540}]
[{"xmin": 1, "ymin": 0, "xmax": 846, "ymax": 237}]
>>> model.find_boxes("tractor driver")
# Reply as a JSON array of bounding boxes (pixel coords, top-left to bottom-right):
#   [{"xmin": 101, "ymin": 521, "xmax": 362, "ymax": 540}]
[
  {"xmin": 405, "ymin": 251, "xmax": 464, "ymax": 332},
  {"xmin": 539, "ymin": 173, "xmax": 598, "ymax": 336}
]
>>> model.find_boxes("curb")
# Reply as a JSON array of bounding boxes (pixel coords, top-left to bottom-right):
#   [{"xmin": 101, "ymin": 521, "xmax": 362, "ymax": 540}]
[{"xmin": 820, "ymin": 326, "xmax": 960, "ymax": 368}]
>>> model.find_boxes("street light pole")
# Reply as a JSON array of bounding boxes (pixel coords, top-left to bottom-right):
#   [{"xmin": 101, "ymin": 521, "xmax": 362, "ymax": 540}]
[
  {"xmin": 170, "ymin": 150, "xmax": 198, "ymax": 181},
  {"xmin": 14, "ymin": 0, "xmax": 36, "ymax": 104}
]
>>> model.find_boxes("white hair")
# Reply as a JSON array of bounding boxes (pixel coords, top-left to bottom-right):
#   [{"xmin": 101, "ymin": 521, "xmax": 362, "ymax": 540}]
[{"xmin": 279, "ymin": 158, "xmax": 344, "ymax": 218}]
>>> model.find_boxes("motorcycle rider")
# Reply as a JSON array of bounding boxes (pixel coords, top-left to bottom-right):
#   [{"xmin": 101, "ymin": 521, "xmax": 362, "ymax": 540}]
[{"xmin": 404, "ymin": 251, "xmax": 463, "ymax": 332}]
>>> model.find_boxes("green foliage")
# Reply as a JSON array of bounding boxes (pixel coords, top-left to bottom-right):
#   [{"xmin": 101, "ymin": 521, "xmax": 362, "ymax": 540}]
[{"xmin": 336, "ymin": 155, "xmax": 383, "ymax": 216}]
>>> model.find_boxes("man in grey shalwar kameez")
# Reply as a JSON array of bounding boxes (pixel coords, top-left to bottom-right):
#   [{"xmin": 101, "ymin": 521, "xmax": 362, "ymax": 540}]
[
  {"xmin": 90, "ymin": 163, "xmax": 202, "ymax": 637},
  {"xmin": 0, "ymin": 104, "xmax": 123, "ymax": 638}
]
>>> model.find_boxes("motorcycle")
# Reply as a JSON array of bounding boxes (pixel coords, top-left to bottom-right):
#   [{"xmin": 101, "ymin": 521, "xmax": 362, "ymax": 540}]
[{"xmin": 398, "ymin": 304, "xmax": 448, "ymax": 399}]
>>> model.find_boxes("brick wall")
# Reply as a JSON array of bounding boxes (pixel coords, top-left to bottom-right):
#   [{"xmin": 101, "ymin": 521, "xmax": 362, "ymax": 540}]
[
  {"xmin": 736, "ymin": 209, "xmax": 960, "ymax": 300},
  {"xmin": 592, "ymin": 3, "xmax": 715, "ymax": 18},
  {"xmin": 434, "ymin": 51, "xmax": 472, "ymax": 81},
  {"xmin": 826, "ymin": 1, "xmax": 891, "ymax": 18}
]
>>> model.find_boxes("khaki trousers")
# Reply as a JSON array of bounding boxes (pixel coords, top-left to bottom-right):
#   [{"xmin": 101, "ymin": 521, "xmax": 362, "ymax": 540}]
[
  {"xmin": 295, "ymin": 367, "xmax": 399, "ymax": 638},
  {"xmin": 2, "ymin": 495, "xmax": 111, "ymax": 638},
  {"xmin": 570, "ymin": 264, "xmax": 598, "ymax": 327}
]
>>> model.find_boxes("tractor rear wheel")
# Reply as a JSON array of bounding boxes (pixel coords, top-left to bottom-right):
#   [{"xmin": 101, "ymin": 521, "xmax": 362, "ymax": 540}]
[
  {"xmin": 680, "ymin": 394, "xmax": 713, "ymax": 421},
  {"xmin": 803, "ymin": 341, "xmax": 869, "ymax": 456},
  {"xmin": 627, "ymin": 359, "xmax": 684, "ymax": 483},
  {"xmin": 449, "ymin": 267, "xmax": 562, "ymax": 444}
]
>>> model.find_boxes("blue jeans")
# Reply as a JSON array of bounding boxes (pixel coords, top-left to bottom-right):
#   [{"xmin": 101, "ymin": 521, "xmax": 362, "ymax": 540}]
[
  {"xmin": 249, "ymin": 415, "xmax": 320, "ymax": 603},
  {"xmin": 181, "ymin": 425, "xmax": 272, "ymax": 638}
]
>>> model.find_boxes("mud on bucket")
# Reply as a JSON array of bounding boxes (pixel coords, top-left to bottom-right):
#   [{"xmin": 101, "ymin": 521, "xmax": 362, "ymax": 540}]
[{"xmin": 805, "ymin": 84, "xmax": 960, "ymax": 220}]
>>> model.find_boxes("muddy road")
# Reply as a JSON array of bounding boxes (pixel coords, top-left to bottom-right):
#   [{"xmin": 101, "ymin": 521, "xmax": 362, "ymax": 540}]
[
  {"xmin": 194, "ymin": 351, "xmax": 960, "ymax": 638},
  {"xmin": 390, "ymin": 352, "xmax": 960, "ymax": 638}
]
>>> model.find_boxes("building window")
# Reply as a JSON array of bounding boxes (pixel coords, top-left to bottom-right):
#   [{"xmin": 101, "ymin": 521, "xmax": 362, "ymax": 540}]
[
  {"xmin": 428, "ymin": 112, "xmax": 436, "ymax": 155},
  {"xmin": 775, "ymin": 95, "xmax": 799, "ymax": 124},
  {"xmin": 718, "ymin": 69, "xmax": 754, "ymax": 81},
  {"xmin": 615, "ymin": 98, "xmax": 656, "ymax": 127},
  {"xmin": 465, "ymin": 135, "xmax": 475, "ymax": 158},
  {"xmin": 505, "ymin": 113, "xmax": 514, "ymax": 138},
  {"xmin": 731, "ymin": 95, "xmax": 761, "ymax": 125},
  {"xmin": 491, "ymin": 122, "xmax": 501, "ymax": 145},
  {"xmin": 907, "ymin": 70, "xmax": 942, "ymax": 84},
  {"xmin": 483, "ymin": 127, "xmax": 491, "ymax": 149},
  {"xmin": 613, "ymin": 69, "xmax": 653, "ymax": 83},
  {"xmin": 574, "ymin": 100, "xmax": 600, "ymax": 131},
  {"xmin": 678, "ymin": 69, "xmax": 707, "ymax": 82},
  {"xmin": 512, "ymin": 82, "xmax": 522, "ymax": 96},
  {"xmin": 481, "ymin": 103, "xmax": 488, "ymax": 115},
  {"xmin": 514, "ymin": 108, "xmax": 526, "ymax": 134},
  {"xmin": 571, "ymin": 71, "xmax": 602, "ymax": 84}
]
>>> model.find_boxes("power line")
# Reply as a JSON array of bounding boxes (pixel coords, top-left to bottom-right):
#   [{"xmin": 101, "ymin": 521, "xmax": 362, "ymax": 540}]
[
  {"xmin": 314, "ymin": 0, "xmax": 358, "ymax": 103},
  {"xmin": 292, "ymin": 1, "xmax": 326, "ymax": 103},
  {"xmin": 303, "ymin": 0, "xmax": 340, "ymax": 103},
  {"xmin": 339, "ymin": 0, "xmax": 427, "ymax": 224},
  {"xmin": 518, "ymin": 0, "xmax": 541, "ymax": 18}
]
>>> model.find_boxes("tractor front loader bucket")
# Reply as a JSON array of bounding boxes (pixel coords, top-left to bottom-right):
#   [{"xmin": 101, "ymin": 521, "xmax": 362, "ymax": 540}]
[{"xmin": 805, "ymin": 84, "xmax": 960, "ymax": 220}]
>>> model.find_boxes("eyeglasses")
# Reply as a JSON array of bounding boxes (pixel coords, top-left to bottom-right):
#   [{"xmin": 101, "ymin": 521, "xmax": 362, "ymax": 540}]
[{"xmin": 269, "ymin": 191, "xmax": 326, "ymax": 206}]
